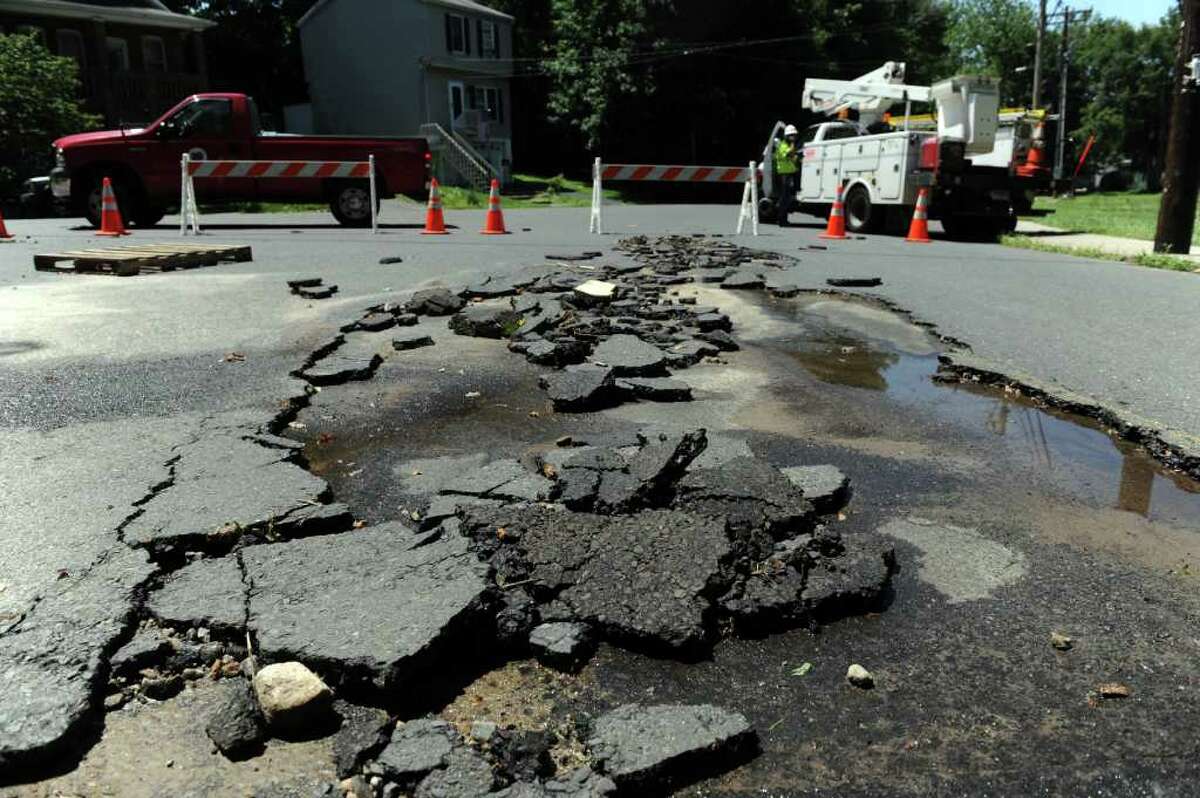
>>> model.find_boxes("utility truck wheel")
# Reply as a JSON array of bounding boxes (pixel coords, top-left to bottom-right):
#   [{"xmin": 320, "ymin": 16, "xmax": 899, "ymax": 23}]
[
  {"xmin": 329, "ymin": 181, "xmax": 377, "ymax": 227},
  {"xmin": 758, "ymin": 197, "xmax": 777, "ymax": 223},
  {"xmin": 844, "ymin": 186, "xmax": 875, "ymax": 233}
]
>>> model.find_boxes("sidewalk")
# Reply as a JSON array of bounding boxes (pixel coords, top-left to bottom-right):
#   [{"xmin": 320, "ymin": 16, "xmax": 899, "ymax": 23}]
[{"xmin": 1013, "ymin": 219, "xmax": 1200, "ymax": 264}]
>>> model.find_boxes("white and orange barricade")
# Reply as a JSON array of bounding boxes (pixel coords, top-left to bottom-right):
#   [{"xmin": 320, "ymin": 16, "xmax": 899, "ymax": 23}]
[
  {"xmin": 589, "ymin": 157, "xmax": 759, "ymax": 236},
  {"xmin": 180, "ymin": 153, "xmax": 377, "ymax": 235}
]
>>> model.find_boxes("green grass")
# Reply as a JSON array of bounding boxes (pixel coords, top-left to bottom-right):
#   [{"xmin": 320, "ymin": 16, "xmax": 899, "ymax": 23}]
[
  {"xmin": 1000, "ymin": 233, "xmax": 1198, "ymax": 272},
  {"xmin": 438, "ymin": 172, "xmax": 627, "ymax": 210},
  {"xmin": 1028, "ymin": 192, "xmax": 1200, "ymax": 246}
]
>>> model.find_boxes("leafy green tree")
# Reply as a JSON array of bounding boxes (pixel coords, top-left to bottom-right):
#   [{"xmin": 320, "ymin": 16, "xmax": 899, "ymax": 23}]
[
  {"xmin": 0, "ymin": 32, "xmax": 99, "ymax": 200},
  {"xmin": 1072, "ymin": 13, "xmax": 1177, "ymax": 182},
  {"xmin": 540, "ymin": 0, "xmax": 667, "ymax": 150},
  {"xmin": 944, "ymin": 0, "xmax": 1037, "ymax": 105},
  {"xmin": 162, "ymin": 0, "xmax": 311, "ymax": 116}
]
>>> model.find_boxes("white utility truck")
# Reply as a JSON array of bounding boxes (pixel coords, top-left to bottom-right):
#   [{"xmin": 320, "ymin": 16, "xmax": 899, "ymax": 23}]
[{"xmin": 760, "ymin": 62, "xmax": 1018, "ymax": 238}]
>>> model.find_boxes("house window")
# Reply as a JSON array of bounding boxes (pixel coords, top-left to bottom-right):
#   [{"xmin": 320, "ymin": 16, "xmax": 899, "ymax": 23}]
[
  {"xmin": 56, "ymin": 29, "xmax": 87, "ymax": 69},
  {"xmin": 483, "ymin": 87, "xmax": 503, "ymax": 123},
  {"xmin": 445, "ymin": 13, "xmax": 467, "ymax": 55},
  {"xmin": 141, "ymin": 35, "xmax": 167, "ymax": 72},
  {"xmin": 479, "ymin": 20, "xmax": 498, "ymax": 58},
  {"xmin": 106, "ymin": 37, "xmax": 130, "ymax": 71}
]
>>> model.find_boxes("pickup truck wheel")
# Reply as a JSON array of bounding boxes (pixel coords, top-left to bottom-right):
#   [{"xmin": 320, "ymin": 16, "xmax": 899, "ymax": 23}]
[
  {"xmin": 844, "ymin": 186, "xmax": 875, "ymax": 233},
  {"xmin": 83, "ymin": 176, "xmax": 138, "ymax": 228},
  {"xmin": 133, "ymin": 206, "xmax": 166, "ymax": 228},
  {"xmin": 329, "ymin": 183, "xmax": 378, "ymax": 227}
]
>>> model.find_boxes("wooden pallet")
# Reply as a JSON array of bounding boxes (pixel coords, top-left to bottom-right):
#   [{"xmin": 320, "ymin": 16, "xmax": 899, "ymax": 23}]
[{"xmin": 34, "ymin": 243, "xmax": 253, "ymax": 276}]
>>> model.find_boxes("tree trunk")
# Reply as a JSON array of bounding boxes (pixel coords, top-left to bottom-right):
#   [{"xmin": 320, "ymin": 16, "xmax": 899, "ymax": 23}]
[{"xmin": 1154, "ymin": 0, "xmax": 1200, "ymax": 253}]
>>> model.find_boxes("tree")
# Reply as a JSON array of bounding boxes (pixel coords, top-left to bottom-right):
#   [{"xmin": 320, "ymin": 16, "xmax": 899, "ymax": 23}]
[
  {"xmin": 0, "ymin": 33, "xmax": 99, "ymax": 201},
  {"xmin": 539, "ymin": 0, "xmax": 667, "ymax": 150},
  {"xmin": 1072, "ymin": 12, "xmax": 1177, "ymax": 183},
  {"xmin": 944, "ymin": 0, "xmax": 1038, "ymax": 105},
  {"xmin": 162, "ymin": 0, "xmax": 311, "ymax": 118}
]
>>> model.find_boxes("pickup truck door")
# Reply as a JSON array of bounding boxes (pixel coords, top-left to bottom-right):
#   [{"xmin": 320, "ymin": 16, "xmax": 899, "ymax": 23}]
[{"xmin": 146, "ymin": 97, "xmax": 250, "ymax": 200}]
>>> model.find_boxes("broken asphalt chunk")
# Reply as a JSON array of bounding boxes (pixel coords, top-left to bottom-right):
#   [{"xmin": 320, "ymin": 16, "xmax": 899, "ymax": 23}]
[
  {"xmin": 125, "ymin": 458, "xmax": 331, "ymax": 554},
  {"xmin": 589, "ymin": 334, "xmax": 667, "ymax": 376},
  {"xmin": 694, "ymin": 312, "xmax": 732, "ymax": 332},
  {"xmin": 586, "ymin": 704, "xmax": 757, "ymax": 792},
  {"xmin": 528, "ymin": 622, "xmax": 596, "ymax": 672},
  {"xmin": 414, "ymin": 746, "xmax": 496, "ymax": 797},
  {"xmin": 449, "ymin": 303, "xmax": 524, "ymax": 339},
  {"xmin": 720, "ymin": 270, "xmax": 765, "ymax": 289},
  {"xmin": 695, "ymin": 330, "xmax": 739, "ymax": 352},
  {"xmin": 287, "ymin": 277, "xmax": 322, "ymax": 292},
  {"xmin": 349, "ymin": 313, "xmax": 397, "ymax": 333},
  {"xmin": 826, "ymin": 277, "xmax": 882, "ymax": 287},
  {"xmin": 297, "ymin": 285, "xmax": 338, "ymax": 300},
  {"xmin": 333, "ymin": 701, "xmax": 391, "ymax": 778},
  {"xmin": 300, "ymin": 352, "xmax": 383, "ymax": 386},
  {"xmin": 675, "ymin": 456, "xmax": 814, "ymax": 539},
  {"xmin": 147, "ymin": 555, "xmax": 246, "ymax": 632},
  {"xmin": 780, "ymin": 464, "xmax": 851, "ymax": 514},
  {"xmin": 375, "ymin": 718, "xmax": 456, "ymax": 782},
  {"xmin": 616, "ymin": 377, "xmax": 693, "ymax": 402},
  {"xmin": 393, "ymin": 332, "xmax": 435, "ymax": 351},
  {"xmin": 206, "ymin": 679, "xmax": 267, "ymax": 760},
  {"xmin": 242, "ymin": 526, "xmax": 490, "ymax": 692},
  {"xmin": 539, "ymin": 364, "xmax": 617, "ymax": 412},
  {"xmin": 405, "ymin": 287, "xmax": 466, "ymax": 316},
  {"xmin": 460, "ymin": 505, "xmax": 732, "ymax": 651}
]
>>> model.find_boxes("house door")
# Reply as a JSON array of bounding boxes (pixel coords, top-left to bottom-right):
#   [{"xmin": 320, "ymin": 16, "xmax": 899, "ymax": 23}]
[{"xmin": 448, "ymin": 81, "xmax": 465, "ymax": 131}]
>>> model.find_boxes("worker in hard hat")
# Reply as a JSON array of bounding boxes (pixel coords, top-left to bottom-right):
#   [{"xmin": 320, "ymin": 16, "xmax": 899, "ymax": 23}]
[{"xmin": 774, "ymin": 124, "xmax": 800, "ymax": 226}]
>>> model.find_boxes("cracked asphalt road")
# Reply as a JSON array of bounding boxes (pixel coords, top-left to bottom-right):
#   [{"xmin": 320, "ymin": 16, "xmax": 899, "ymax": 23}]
[{"xmin": 1, "ymin": 204, "xmax": 1199, "ymax": 796}]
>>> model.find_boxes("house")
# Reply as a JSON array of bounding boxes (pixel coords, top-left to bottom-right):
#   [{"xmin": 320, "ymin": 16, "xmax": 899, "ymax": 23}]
[
  {"xmin": 298, "ymin": 0, "xmax": 514, "ymax": 187},
  {"xmin": 0, "ymin": 0, "xmax": 213, "ymax": 126}
]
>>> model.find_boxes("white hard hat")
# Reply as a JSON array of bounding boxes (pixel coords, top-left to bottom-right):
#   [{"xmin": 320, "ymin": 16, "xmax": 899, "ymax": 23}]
[{"xmin": 784, "ymin": 124, "xmax": 799, "ymax": 136}]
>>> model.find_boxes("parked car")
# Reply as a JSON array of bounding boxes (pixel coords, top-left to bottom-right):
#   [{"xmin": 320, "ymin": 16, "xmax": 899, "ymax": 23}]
[{"xmin": 51, "ymin": 93, "xmax": 431, "ymax": 227}]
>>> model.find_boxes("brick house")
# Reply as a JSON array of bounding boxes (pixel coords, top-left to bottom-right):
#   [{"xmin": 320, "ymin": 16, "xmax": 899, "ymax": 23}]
[{"xmin": 0, "ymin": 0, "xmax": 214, "ymax": 126}]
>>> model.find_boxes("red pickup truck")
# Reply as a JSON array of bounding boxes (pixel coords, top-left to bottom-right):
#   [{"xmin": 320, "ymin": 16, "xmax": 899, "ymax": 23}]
[{"xmin": 51, "ymin": 93, "xmax": 430, "ymax": 228}]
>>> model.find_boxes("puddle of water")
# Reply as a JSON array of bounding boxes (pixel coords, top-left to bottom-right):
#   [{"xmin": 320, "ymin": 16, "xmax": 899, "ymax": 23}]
[{"xmin": 773, "ymin": 294, "xmax": 1200, "ymax": 527}]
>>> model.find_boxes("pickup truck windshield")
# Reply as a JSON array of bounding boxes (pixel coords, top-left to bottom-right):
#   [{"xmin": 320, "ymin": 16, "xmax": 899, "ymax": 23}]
[{"xmin": 167, "ymin": 98, "xmax": 233, "ymax": 138}]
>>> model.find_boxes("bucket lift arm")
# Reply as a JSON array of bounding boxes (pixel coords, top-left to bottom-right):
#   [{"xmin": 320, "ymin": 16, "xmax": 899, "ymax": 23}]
[{"xmin": 801, "ymin": 61, "xmax": 931, "ymax": 126}]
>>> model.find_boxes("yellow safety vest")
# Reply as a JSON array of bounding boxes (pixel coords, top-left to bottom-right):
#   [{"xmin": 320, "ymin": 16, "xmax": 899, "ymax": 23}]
[{"xmin": 775, "ymin": 139, "xmax": 798, "ymax": 175}]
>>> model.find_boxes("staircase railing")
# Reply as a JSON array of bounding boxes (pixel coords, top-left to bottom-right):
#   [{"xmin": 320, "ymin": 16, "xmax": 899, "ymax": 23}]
[{"xmin": 420, "ymin": 122, "xmax": 495, "ymax": 190}]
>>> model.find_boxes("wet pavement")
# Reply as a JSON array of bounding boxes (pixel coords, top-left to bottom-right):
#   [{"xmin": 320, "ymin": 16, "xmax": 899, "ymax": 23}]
[{"xmin": 2, "ymin": 212, "xmax": 1200, "ymax": 797}]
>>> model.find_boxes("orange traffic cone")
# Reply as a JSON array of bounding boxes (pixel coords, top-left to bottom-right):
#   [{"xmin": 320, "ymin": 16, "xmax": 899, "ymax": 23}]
[
  {"xmin": 480, "ymin": 179, "xmax": 508, "ymax": 235},
  {"xmin": 1016, "ymin": 121, "xmax": 1048, "ymax": 178},
  {"xmin": 905, "ymin": 187, "xmax": 932, "ymax": 243},
  {"xmin": 96, "ymin": 177, "xmax": 129, "ymax": 237},
  {"xmin": 421, "ymin": 178, "xmax": 448, "ymax": 235},
  {"xmin": 819, "ymin": 183, "xmax": 847, "ymax": 240},
  {"xmin": 0, "ymin": 207, "xmax": 13, "ymax": 240}
]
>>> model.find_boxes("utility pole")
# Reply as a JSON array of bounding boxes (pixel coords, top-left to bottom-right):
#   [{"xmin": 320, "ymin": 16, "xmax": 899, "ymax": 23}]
[
  {"xmin": 1154, "ymin": 0, "xmax": 1200, "ymax": 254},
  {"xmin": 1054, "ymin": 7, "xmax": 1070, "ymax": 184},
  {"xmin": 1032, "ymin": 0, "xmax": 1047, "ymax": 108}
]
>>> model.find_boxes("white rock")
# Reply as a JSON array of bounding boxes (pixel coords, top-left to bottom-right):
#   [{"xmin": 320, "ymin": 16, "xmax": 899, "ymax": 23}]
[
  {"xmin": 574, "ymin": 279, "xmax": 616, "ymax": 302},
  {"xmin": 846, "ymin": 663, "xmax": 874, "ymax": 689},
  {"xmin": 252, "ymin": 661, "xmax": 333, "ymax": 730}
]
